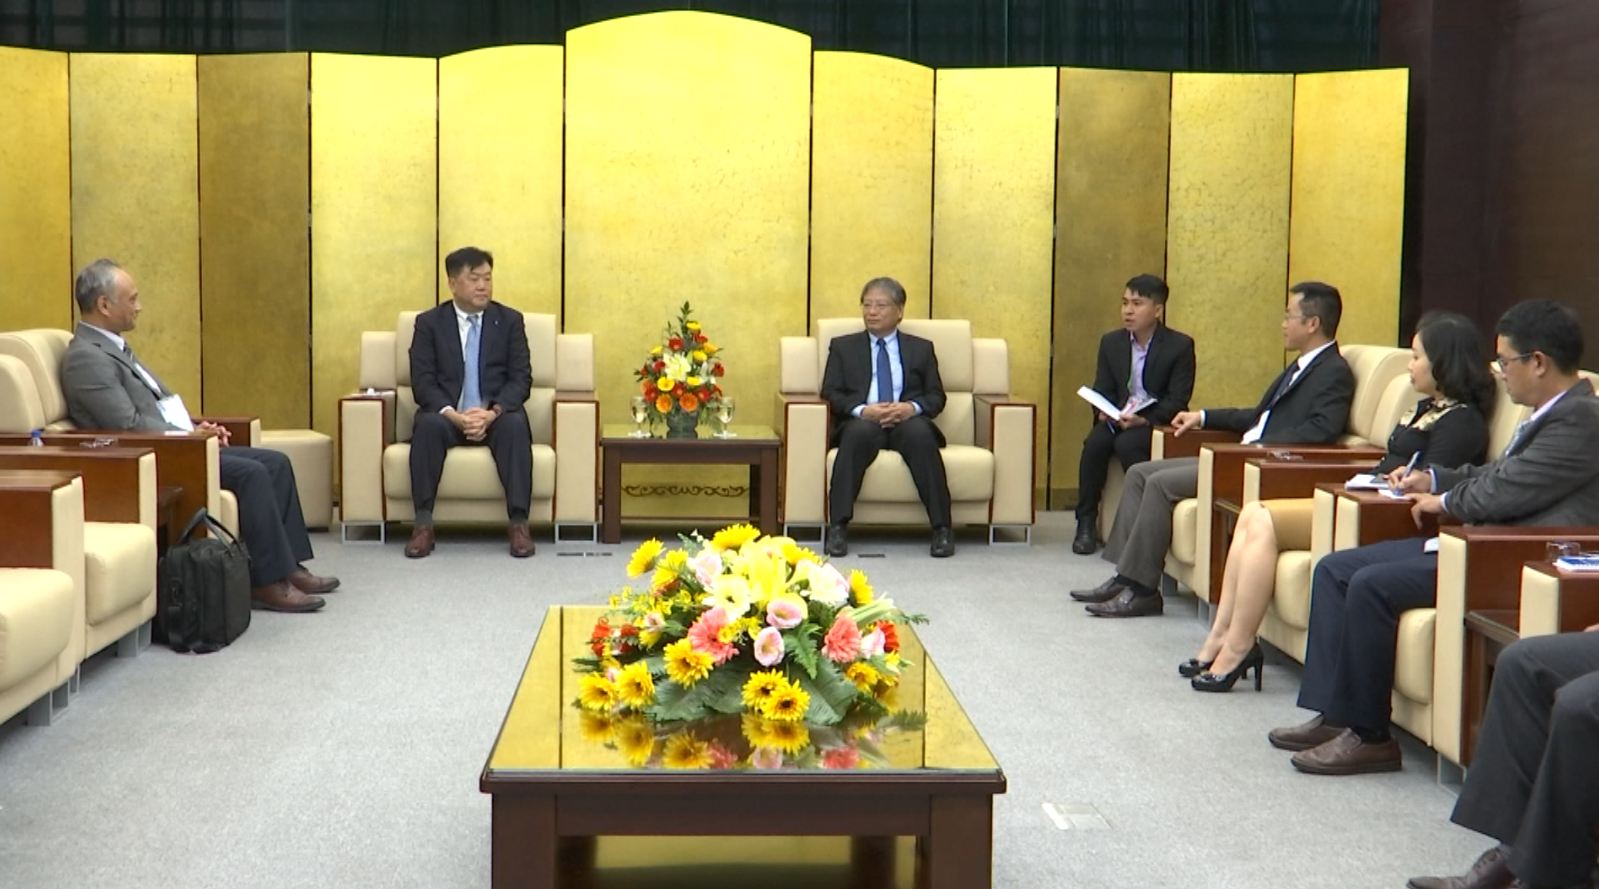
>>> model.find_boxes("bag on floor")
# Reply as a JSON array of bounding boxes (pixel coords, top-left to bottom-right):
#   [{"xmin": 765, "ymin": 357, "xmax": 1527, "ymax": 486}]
[{"xmin": 159, "ymin": 508, "xmax": 252, "ymax": 654}]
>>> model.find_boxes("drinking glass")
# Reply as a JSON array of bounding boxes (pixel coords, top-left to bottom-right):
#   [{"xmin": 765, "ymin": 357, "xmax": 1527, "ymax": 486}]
[
  {"xmin": 715, "ymin": 397, "xmax": 737, "ymax": 438},
  {"xmin": 630, "ymin": 395, "xmax": 650, "ymax": 438}
]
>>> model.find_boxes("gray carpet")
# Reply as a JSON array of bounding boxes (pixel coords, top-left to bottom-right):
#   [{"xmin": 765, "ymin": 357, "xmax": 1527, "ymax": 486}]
[{"xmin": 0, "ymin": 513, "xmax": 1488, "ymax": 888}]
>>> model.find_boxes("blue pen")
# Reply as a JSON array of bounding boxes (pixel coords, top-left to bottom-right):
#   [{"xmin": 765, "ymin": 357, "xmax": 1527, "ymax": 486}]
[{"xmin": 1391, "ymin": 450, "xmax": 1422, "ymax": 490}]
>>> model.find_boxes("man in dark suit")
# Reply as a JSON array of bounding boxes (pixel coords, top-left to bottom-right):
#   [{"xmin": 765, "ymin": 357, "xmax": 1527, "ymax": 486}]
[
  {"xmin": 1071, "ymin": 281, "xmax": 1355, "ymax": 617},
  {"xmin": 1272, "ymin": 300, "xmax": 1599, "ymax": 776},
  {"xmin": 59, "ymin": 259, "xmax": 336, "ymax": 614},
  {"xmin": 821, "ymin": 277, "xmax": 954, "ymax": 558},
  {"xmin": 1408, "ymin": 629, "xmax": 1599, "ymax": 889},
  {"xmin": 1073, "ymin": 274, "xmax": 1196, "ymax": 554},
  {"xmin": 405, "ymin": 246, "xmax": 534, "ymax": 559}
]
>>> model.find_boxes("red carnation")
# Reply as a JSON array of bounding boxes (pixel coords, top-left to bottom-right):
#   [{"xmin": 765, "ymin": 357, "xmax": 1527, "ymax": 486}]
[
  {"xmin": 712, "ymin": 364, "xmax": 725, "ymax": 376},
  {"xmin": 654, "ymin": 360, "xmax": 666, "ymax": 372},
  {"xmin": 669, "ymin": 336, "xmax": 684, "ymax": 351},
  {"xmin": 694, "ymin": 332, "xmax": 708, "ymax": 344},
  {"xmin": 876, "ymin": 620, "xmax": 900, "ymax": 654}
]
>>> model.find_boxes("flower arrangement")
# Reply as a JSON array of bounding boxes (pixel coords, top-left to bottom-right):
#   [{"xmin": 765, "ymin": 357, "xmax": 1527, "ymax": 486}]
[
  {"xmin": 574, "ymin": 524, "xmax": 924, "ymax": 768},
  {"xmin": 635, "ymin": 302, "xmax": 725, "ymax": 433}
]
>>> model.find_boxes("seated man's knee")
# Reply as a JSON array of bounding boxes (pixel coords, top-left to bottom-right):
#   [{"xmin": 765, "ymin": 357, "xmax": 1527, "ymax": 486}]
[
  {"xmin": 1549, "ymin": 674, "xmax": 1599, "ymax": 730},
  {"xmin": 414, "ymin": 410, "xmax": 454, "ymax": 438}
]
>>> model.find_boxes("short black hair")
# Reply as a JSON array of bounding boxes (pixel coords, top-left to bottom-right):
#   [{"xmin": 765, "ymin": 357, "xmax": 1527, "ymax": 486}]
[
  {"xmin": 1124, "ymin": 274, "xmax": 1169, "ymax": 305},
  {"xmin": 1415, "ymin": 310, "xmax": 1496, "ymax": 418},
  {"xmin": 860, "ymin": 277, "xmax": 907, "ymax": 307},
  {"xmin": 445, "ymin": 246, "xmax": 494, "ymax": 278},
  {"xmin": 1290, "ymin": 281, "xmax": 1342, "ymax": 338},
  {"xmin": 1496, "ymin": 299, "xmax": 1584, "ymax": 373}
]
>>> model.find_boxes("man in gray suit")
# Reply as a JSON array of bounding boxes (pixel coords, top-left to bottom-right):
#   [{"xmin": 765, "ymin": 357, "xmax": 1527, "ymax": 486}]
[
  {"xmin": 60, "ymin": 259, "xmax": 336, "ymax": 613},
  {"xmin": 1270, "ymin": 299, "xmax": 1599, "ymax": 776}
]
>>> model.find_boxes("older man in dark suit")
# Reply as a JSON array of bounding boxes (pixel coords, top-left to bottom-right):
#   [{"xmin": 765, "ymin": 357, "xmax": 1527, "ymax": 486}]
[
  {"xmin": 59, "ymin": 259, "xmax": 335, "ymax": 614},
  {"xmin": 1072, "ymin": 281, "xmax": 1356, "ymax": 617},
  {"xmin": 1273, "ymin": 299, "xmax": 1599, "ymax": 777},
  {"xmin": 404, "ymin": 246, "xmax": 534, "ymax": 559},
  {"xmin": 821, "ymin": 277, "xmax": 953, "ymax": 558}
]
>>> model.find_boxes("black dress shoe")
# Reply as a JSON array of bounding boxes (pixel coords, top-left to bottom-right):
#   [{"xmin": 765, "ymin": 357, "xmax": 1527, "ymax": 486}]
[
  {"xmin": 1085, "ymin": 587, "xmax": 1164, "ymax": 617},
  {"xmin": 930, "ymin": 527, "xmax": 955, "ymax": 558},
  {"xmin": 1071, "ymin": 519, "xmax": 1099, "ymax": 555},
  {"xmin": 1407, "ymin": 844, "xmax": 1513, "ymax": 889},
  {"xmin": 825, "ymin": 523, "xmax": 848, "ymax": 558},
  {"xmin": 1069, "ymin": 576, "xmax": 1127, "ymax": 603}
]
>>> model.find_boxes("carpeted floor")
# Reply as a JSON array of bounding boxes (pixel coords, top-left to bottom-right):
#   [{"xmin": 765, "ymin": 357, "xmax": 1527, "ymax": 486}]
[{"xmin": 0, "ymin": 512, "xmax": 1487, "ymax": 888}]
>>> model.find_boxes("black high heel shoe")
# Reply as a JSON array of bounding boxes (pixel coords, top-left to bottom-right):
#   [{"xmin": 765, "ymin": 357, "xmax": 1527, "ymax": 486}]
[
  {"xmin": 1190, "ymin": 643, "xmax": 1265, "ymax": 693},
  {"xmin": 1178, "ymin": 658, "xmax": 1214, "ymax": 678}
]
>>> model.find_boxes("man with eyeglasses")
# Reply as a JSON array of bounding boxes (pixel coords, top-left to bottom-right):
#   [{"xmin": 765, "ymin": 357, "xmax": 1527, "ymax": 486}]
[
  {"xmin": 1270, "ymin": 299, "xmax": 1599, "ymax": 783},
  {"xmin": 821, "ymin": 277, "xmax": 955, "ymax": 558}
]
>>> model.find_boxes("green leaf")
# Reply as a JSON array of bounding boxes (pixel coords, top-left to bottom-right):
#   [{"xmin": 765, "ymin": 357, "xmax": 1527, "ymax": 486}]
[
  {"xmin": 649, "ymin": 679, "xmax": 709, "ymax": 722},
  {"xmin": 698, "ymin": 663, "xmax": 752, "ymax": 715},
  {"xmin": 792, "ymin": 660, "xmax": 859, "ymax": 727},
  {"xmin": 785, "ymin": 628, "xmax": 819, "ymax": 680}
]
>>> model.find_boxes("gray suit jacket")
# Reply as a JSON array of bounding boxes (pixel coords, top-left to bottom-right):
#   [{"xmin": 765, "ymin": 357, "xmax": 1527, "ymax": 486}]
[
  {"xmin": 1436, "ymin": 379, "xmax": 1599, "ymax": 526},
  {"xmin": 60, "ymin": 323, "xmax": 182, "ymax": 432}
]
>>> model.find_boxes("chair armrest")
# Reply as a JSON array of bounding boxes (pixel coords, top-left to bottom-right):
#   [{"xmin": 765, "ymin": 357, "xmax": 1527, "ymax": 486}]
[
  {"xmin": 1152, "ymin": 427, "xmax": 1239, "ymax": 460},
  {"xmin": 0, "ymin": 446, "xmax": 155, "ymax": 527},
  {"xmin": 1331, "ymin": 489, "xmax": 1447, "ymax": 550},
  {"xmin": 779, "ymin": 393, "xmax": 829, "ymax": 526},
  {"xmin": 1243, "ymin": 458, "xmax": 1381, "ymax": 504},
  {"xmin": 1207, "ymin": 444, "xmax": 1385, "ymax": 511},
  {"xmin": 193, "ymin": 415, "xmax": 260, "ymax": 447},
  {"xmin": 0, "ymin": 470, "xmax": 78, "ymax": 569},
  {"xmin": 1520, "ymin": 562, "xmax": 1599, "ymax": 636},
  {"xmin": 975, "ymin": 395, "xmax": 1036, "ymax": 525},
  {"xmin": 338, "ymin": 393, "xmax": 395, "ymax": 524},
  {"xmin": 0, "ymin": 432, "xmax": 220, "ymax": 536},
  {"xmin": 552, "ymin": 392, "xmax": 599, "ymax": 523}
]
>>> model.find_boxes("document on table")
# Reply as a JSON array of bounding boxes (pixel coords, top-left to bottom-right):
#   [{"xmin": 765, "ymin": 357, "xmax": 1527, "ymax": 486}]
[
  {"xmin": 1345, "ymin": 473, "xmax": 1386, "ymax": 490},
  {"xmin": 1378, "ymin": 487, "xmax": 1410, "ymax": 500}
]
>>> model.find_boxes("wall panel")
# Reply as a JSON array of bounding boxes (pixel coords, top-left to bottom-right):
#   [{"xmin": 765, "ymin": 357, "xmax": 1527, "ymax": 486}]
[
  {"xmin": 198, "ymin": 54, "xmax": 310, "ymax": 428},
  {"xmin": 310, "ymin": 53, "xmax": 437, "ymax": 437},
  {"xmin": 1167, "ymin": 73, "xmax": 1294, "ymax": 409},
  {"xmin": 0, "ymin": 48, "xmax": 72, "ymax": 331},
  {"xmin": 1050, "ymin": 68, "xmax": 1171, "ymax": 504},
  {"xmin": 439, "ymin": 46, "xmax": 564, "ymax": 318},
  {"xmin": 931, "ymin": 68, "xmax": 1057, "ymax": 493},
  {"xmin": 70, "ymin": 54, "xmax": 200, "ymax": 399},
  {"xmin": 810, "ymin": 51, "xmax": 933, "ymax": 326},
  {"xmin": 1289, "ymin": 69, "xmax": 1407, "ymax": 349}
]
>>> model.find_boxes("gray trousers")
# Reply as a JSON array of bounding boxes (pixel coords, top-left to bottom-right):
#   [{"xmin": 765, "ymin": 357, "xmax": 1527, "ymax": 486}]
[
  {"xmin": 1101, "ymin": 456, "xmax": 1198, "ymax": 590},
  {"xmin": 1451, "ymin": 632, "xmax": 1599, "ymax": 886}
]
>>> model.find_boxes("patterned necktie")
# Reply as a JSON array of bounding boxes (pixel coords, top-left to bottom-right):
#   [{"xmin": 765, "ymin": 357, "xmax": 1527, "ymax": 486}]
[
  {"xmin": 1501, "ymin": 420, "xmax": 1529, "ymax": 458},
  {"xmin": 122, "ymin": 342, "xmax": 164, "ymax": 396},
  {"xmin": 874, "ymin": 337, "xmax": 894, "ymax": 403},
  {"xmin": 1266, "ymin": 364, "xmax": 1297, "ymax": 408},
  {"xmin": 461, "ymin": 314, "xmax": 482, "ymax": 410}
]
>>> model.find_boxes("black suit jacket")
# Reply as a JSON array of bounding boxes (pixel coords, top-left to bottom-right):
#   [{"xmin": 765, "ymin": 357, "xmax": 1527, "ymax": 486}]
[
  {"xmin": 408, "ymin": 301, "xmax": 532, "ymax": 415},
  {"xmin": 1089, "ymin": 325, "xmax": 1196, "ymax": 426},
  {"xmin": 1203, "ymin": 343, "xmax": 1355, "ymax": 444},
  {"xmin": 820, "ymin": 329, "xmax": 946, "ymax": 445}
]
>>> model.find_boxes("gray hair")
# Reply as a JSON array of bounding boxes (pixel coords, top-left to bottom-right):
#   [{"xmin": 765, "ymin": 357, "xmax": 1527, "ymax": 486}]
[
  {"xmin": 74, "ymin": 259, "xmax": 123, "ymax": 315},
  {"xmin": 859, "ymin": 276, "xmax": 907, "ymax": 308}
]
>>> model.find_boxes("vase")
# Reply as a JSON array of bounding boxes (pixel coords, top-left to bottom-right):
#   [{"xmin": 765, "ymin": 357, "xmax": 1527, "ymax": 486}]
[{"xmin": 664, "ymin": 409, "xmax": 701, "ymax": 439}]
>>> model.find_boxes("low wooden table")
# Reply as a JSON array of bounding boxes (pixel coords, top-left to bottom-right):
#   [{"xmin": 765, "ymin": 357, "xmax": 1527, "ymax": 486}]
[
  {"xmin": 481, "ymin": 606, "xmax": 1006, "ymax": 889},
  {"xmin": 599, "ymin": 424, "xmax": 781, "ymax": 544}
]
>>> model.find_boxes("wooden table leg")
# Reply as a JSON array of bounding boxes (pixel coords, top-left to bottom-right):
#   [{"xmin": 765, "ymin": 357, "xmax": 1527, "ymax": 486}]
[
  {"xmin": 758, "ymin": 448, "xmax": 779, "ymax": 536},
  {"xmin": 602, "ymin": 447, "xmax": 622, "ymax": 544},
  {"xmin": 849, "ymin": 836, "xmax": 896, "ymax": 889},
  {"xmin": 921, "ymin": 795, "xmax": 992, "ymax": 889},
  {"xmin": 492, "ymin": 795, "xmax": 556, "ymax": 889}
]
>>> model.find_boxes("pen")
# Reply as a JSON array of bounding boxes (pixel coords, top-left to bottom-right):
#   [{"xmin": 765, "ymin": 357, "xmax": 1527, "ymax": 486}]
[{"xmin": 1391, "ymin": 450, "xmax": 1422, "ymax": 490}]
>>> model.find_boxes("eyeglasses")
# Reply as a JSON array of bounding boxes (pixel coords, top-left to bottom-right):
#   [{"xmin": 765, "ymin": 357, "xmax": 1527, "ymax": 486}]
[
  {"xmin": 1492, "ymin": 352, "xmax": 1536, "ymax": 375},
  {"xmin": 861, "ymin": 301, "xmax": 898, "ymax": 311},
  {"xmin": 1282, "ymin": 313, "xmax": 1306, "ymax": 323}
]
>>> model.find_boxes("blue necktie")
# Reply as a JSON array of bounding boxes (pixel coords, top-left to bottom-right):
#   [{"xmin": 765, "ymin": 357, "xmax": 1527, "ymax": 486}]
[
  {"xmin": 874, "ymin": 337, "xmax": 894, "ymax": 403},
  {"xmin": 461, "ymin": 314, "xmax": 482, "ymax": 410},
  {"xmin": 1501, "ymin": 420, "xmax": 1529, "ymax": 458}
]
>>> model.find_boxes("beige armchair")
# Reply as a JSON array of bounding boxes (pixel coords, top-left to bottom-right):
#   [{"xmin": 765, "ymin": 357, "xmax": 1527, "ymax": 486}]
[
  {"xmin": 338, "ymin": 311, "xmax": 600, "ymax": 542},
  {"xmin": 777, "ymin": 318, "xmax": 1036, "ymax": 543},
  {"xmin": 0, "ymin": 470, "xmax": 82, "ymax": 727}
]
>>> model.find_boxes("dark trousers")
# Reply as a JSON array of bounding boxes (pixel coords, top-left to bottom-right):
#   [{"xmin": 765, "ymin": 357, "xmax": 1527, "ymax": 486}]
[
  {"xmin": 1452, "ymin": 632, "xmax": 1599, "ymax": 886},
  {"xmin": 409, "ymin": 410, "xmax": 532, "ymax": 521},
  {"xmin": 828, "ymin": 415, "xmax": 950, "ymax": 528},
  {"xmin": 219, "ymin": 447, "xmax": 313, "ymax": 588},
  {"xmin": 1075, "ymin": 422, "xmax": 1153, "ymax": 519},
  {"xmin": 1295, "ymin": 536, "xmax": 1438, "ymax": 729}
]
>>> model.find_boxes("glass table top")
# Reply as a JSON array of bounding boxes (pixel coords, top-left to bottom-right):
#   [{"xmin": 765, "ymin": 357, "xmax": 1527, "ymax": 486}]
[{"xmin": 601, "ymin": 424, "xmax": 778, "ymax": 443}]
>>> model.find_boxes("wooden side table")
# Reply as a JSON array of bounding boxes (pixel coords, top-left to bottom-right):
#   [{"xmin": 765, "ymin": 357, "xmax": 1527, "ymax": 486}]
[{"xmin": 599, "ymin": 425, "xmax": 781, "ymax": 544}]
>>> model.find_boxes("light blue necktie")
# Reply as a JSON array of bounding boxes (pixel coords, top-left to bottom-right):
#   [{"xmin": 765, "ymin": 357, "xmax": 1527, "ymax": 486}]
[
  {"xmin": 873, "ymin": 337, "xmax": 894, "ymax": 403},
  {"xmin": 1501, "ymin": 420, "xmax": 1529, "ymax": 458},
  {"xmin": 461, "ymin": 314, "xmax": 482, "ymax": 410}
]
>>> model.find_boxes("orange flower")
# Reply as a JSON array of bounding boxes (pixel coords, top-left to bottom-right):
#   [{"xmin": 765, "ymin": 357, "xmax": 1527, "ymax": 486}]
[
  {"xmin": 640, "ymin": 380, "xmax": 655, "ymax": 395},
  {"xmin": 655, "ymin": 394, "xmax": 673, "ymax": 413},
  {"xmin": 680, "ymin": 392, "xmax": 700, "ymax": 412}
]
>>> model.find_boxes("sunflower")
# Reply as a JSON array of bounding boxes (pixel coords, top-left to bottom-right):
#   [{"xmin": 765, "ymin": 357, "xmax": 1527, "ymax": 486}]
[
  {"xmin": 710, "ymin": 523, "xmax": 762, "ymax": 552},
  {"xmin": 578, "ymin": 674, "xmax": 619, "ymax": 712},
  {"xmin": 759, "ymin": 683, "xmax": 810, "ymax": 723},
  {"xmin": 848, "ymin": 569, "xmax": 874, "ymax": 606},
  {"xmin": 614, "ymin": 715, "xmax": 657, "ymax": 766},
  {"xmin": 662, "ymin": 731, "xmax": 712, "ymax": 769},
  {"xmin": 781, "ymin": 540, "xmax": 819, "ymax": 566},
  {"xmin": 844, "ymin": 662, "xmax": 881, "ymax": 694},
  {"xmin": 742, "ymin": 669, "xmax": 786, "ymax": 708},
  {"xmin": 627, "ymin": 538, "xmax": 664, "ymax": 577},
  {"xmin": 762, "ymin": 719, "xmax": 811, "ymax": 754},
  {"xmin": 663, "ymin": 638, "xmax": 714, "ymax": 687},
  {"xmin": 615, "ymin": 661, "xmax": 656, "ymax": 709},
  {"xmin": 657, "ymin": 376, "xmax": 676, "ymax": 392},
  {"xmin": 651, "ymin": 563, "xmax": 679, "ymax": 594},
  {"xmin": 578, "ymin": 709, "xmax": 616, "ymax": 743}
]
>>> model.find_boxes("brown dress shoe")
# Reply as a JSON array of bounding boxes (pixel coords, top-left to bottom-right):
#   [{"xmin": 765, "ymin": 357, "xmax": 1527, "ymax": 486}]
[
  {"xmin": 1267, "ymin": 714, "xmax": 1344, "ymax": 751},
  {"xmin": 1290, "ymin": 728, "xmax": 1402, "ymax": 775},
  {"xmin": 1069, "ymin": 576, "xmax": 1126, "ymax": 603},
  {"xmin": 405, "ymin": 525, "xmax": 436, "ymax": 559},
  {"xmin": 250, "ymin": 581, "xmax": 326, "ymax": 613},
  {"xmin": 1408, "ymin": 844, "xmax": 1513, "ymax": 889},
  {"xmin": 287, "ymin": 567, "xmax": 340, "ymax": 594},
  {"xmin": 1085, "ymin": 587, "xmax": 1164, "ymax": 617},
  {"xmin": 508, "ymin": 523, "xmax": 536, "ymax": 558}
]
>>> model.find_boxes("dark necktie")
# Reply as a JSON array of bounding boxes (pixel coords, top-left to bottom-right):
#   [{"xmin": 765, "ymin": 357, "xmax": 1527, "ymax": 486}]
[
  {"xmin": 122, "ymin": 342, "xmax": 163, "ymax": 396},
  {"xmin": 1266, "ymin": 364, "xmax": 1297, "ymax": 408},
  {"xmin": 874, "ymin": 337, "xmax": 894, "ymax": 403}
]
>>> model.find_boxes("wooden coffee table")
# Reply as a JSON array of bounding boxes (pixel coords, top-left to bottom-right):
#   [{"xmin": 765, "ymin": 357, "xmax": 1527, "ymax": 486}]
[
  {"xmin": 480, "ymin": 606, "xmax": 1006, "ymax": 888},
  {"xmin": 599, "ymin": 424, "xmax": 781, "ymax": 544}
]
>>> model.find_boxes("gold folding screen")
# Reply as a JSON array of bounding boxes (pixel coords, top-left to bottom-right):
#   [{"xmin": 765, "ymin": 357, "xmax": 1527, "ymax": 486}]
[{"xmin": 0, "ymin": 48, "xmax": 71, "ymax": 331}]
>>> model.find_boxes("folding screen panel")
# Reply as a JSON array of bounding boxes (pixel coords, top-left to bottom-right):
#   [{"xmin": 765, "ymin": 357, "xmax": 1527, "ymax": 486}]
[
  {"xmin": 310, "ymin": 53, "xmax": 438, "ymax": 437},
  {"xmin": 931, "ymin": 68, "xmax": 1057, "ymax": 484},
  {"xmin": 439, "ymin": 46, "xmax": 564, "ymax": 318},
  {"xmin": 70, "ymin": 54, "xmax": 201, "ymax": 400},
  {"xmin": 565, "ymin": 11, "xmax": 810, "ymax": 441},
  {"xmin": 0, "ymin": 48, "xmax": 71, "ymax": 332},
  {"xmin": 810, "ymin": 51, "xmax": 933, "ymax": 326},
  {"xmin": 1166, "ymin": 73, "xmax": 1294, "ymax": 410},
  {"xmin": 198, "ymin": 54, "xmax": 310, "ymax": 428},
  {"xmin": 1050, "ymin": 68, "xmax": 1172, "ymax": 503},
  {"xmin": 1289, "ymin": 69, "xmax": 1407, "ymax": 350}
]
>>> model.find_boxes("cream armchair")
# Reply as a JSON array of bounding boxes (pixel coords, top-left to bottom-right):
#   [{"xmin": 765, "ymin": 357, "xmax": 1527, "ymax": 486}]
[
  {"xmin": 777, "ymin": 318, "xmax": 1035, "ymax": 543},
  {"xmin": 338, "ymin": 311, "xmax": 599, "ymax": 541},
  {"xmin": 0, "ymin": 470, "xmax": 83, "ymax": 727}
]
